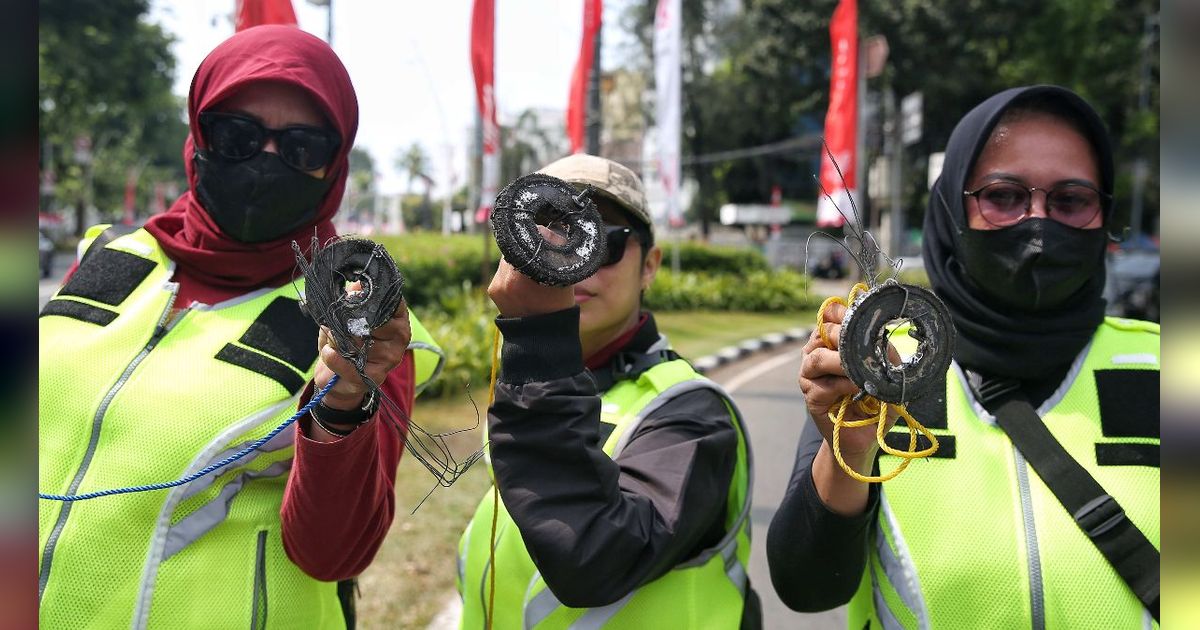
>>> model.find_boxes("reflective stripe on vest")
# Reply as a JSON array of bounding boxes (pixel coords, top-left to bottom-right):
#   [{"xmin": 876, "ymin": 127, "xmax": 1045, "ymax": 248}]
[
  {"xmin": 407, "ymin": 311, "xmax": 445, "ymax": 395},
  {"xmin": 457, "ymin": 356, "xmax": 753, "ymax": 629},
  {"xmin": 39, "ymin": 228, "xmax": 346, "ymax": 629},
  {"xmin": 848, "ymin": 318, "xmax": 1160, "ymax": 629}
]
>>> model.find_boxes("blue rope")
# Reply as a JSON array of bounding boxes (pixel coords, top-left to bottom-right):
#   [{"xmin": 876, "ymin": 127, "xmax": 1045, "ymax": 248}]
[{"xmin": 39, "ymin": 375, "xmax": 340, "ymax": 502}]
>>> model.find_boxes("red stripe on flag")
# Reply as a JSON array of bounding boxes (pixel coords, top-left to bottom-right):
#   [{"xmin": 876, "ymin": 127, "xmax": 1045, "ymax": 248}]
[
  {"xmin": 816, "ymin": 0, "xmax": 858, "ymax": 227},
  {"xmin": 235, "ymin": 0, "xmax": 298, "ymax": 31},
  {"xmin": 567, "ymin": 0, "xmax": 603, "ymax": 154},
  {"xmin": 471, "ymin": 0, "xmax": 499, "ymax": 222}
]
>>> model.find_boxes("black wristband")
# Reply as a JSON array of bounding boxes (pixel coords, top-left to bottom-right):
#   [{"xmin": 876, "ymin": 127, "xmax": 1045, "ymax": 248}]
[
  {"xmin": 310, "ymin": 411, "xmax": 357, "ymax": 437},
  {"xmin": 312, "ymin": 392, "xmax": 379, "ymax": 429}
]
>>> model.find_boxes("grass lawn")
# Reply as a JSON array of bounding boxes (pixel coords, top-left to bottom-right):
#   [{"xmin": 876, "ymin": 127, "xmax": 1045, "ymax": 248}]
[
  {"xmin": 355, "ymin": 310, "xmax": 811, "ymax": 628},
  {"xmin": 655, "ymin": 310, "xmax": 814, "ymax": 359}
]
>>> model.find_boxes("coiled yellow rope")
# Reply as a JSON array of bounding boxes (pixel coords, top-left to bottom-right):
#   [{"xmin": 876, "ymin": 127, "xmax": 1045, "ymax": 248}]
[{"xmin": 818, "ymin": 283, "xmax": 939, "ymax": 482}]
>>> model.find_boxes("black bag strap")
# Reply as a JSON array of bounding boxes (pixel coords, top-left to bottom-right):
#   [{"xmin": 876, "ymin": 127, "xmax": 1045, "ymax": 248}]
[
  {"xmin": 970, "ymin": 373, "xmax": 1159, "ymax": 622},
  {"xmin": 589, "ymin": 348, "xmax": 681, "ymax": 392}
]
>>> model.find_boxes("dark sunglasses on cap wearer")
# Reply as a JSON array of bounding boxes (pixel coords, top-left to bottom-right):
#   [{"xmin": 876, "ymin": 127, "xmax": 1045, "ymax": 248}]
[
  {"xmin": 198, "ymin": 111, "xmax": 341, "ymax": 173},
  {"xmin": 963, "ymin": 179, "xmax": 1108, "ymax": 229},
  {"xmin": 602, "ymin": 225, "xmax": 641, "ymax": 267}
]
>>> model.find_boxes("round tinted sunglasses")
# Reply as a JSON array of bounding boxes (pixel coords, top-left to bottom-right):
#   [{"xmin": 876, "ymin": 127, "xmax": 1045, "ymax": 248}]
[
  {"xmin": 963, "ymin": 180, "xmax": 1107, "ymax": 229},
  {"xmin": 198, "ymin": 111, "xmax": 341, "ymax": 172}
]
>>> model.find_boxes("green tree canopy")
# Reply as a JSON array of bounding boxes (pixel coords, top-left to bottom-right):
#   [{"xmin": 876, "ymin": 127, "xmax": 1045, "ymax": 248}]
[
  {"xmin": 619, "ymin": 0, "xmax": 1159, "ymax": 236},
  {"xmin": 40, "ymin": 0, "xmax": 187, "ymax": 235}
]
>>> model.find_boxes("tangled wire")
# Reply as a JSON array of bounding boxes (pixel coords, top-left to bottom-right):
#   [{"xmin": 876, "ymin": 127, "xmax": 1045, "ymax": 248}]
[
  {"xmin": 490, "ymin": 173, "xmax": 607, "ymax": 286},
  {"xmin": 294, "ymin": 236, "xmax": 485, "ymax": 509},
  {"xmin": 807, "ymin": 143, "xmax": 955, "ymax": 482}
]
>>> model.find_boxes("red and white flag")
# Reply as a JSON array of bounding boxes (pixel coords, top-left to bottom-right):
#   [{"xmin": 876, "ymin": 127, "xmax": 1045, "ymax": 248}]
[
  {"xmin": 235, "ymin": 0, "xmax": 298, "ymax": 31},
  {"xmin": 567, "ymin": 0, "xmax": 603, "ymax": 154},
  {"xmin": 816, "ymin": 0, "xmax": 858, "ymax": 227},
  {"xmin": 471, "ymin": 0, "xmax": 499, "ymax": 223},
  {"xmin": 654, "ymin": 0, "xmax": 682, "ymax": 226}
]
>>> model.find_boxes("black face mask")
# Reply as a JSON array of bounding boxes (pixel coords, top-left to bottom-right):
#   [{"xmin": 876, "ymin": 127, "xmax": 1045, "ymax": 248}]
[
  {"xmin": 193, "ymin": 149, "xmax": 333, "ymax": 243},
  {"xmin": 960, "ymin": 218, "xmax": 1106, "ymax": 312}
]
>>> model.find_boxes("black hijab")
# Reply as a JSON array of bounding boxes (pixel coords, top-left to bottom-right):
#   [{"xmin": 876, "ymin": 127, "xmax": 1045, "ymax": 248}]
[{"xmin": 922, "ymin": 85, "xmax": 1115, "ymax": 380}]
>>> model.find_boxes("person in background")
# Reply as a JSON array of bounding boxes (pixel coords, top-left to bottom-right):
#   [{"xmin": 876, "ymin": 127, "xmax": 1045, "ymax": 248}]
[
  {"xmin": 38, "ymin": 25, "xmax": 443, "ymax": 629},
  {"xmin": 767, "ymin": 85, "xmax": 1159, "ymax": 628},
  {"xmin": 456, "ymin": 154, "xmax": 760, "ymax": 629}
]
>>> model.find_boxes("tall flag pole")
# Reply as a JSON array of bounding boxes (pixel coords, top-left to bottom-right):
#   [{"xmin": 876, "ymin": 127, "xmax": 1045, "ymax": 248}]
[
  {"xmin": 471, "ymin": 0, "xmax": 499, "ymax": 224},
  {"xmin": 235, "ymin": 0, "xmax": 298, "ymax": 30},
  {"xmin": 653, "ymin": 0, "xmax": 682, "ymax": 227},
  {"xmin": 816, "ymin": 0, "xmax": 858, "ymax": 227},
  {"xmin": 567, "ymin": 0, "xmax": 603, "ymax": 154}
]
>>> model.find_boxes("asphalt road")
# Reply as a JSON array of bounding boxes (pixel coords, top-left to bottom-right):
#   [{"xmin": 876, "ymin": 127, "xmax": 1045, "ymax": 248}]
[
  {"xmin": 707, "ymin": 342, "xmax": 848, "ymax": 630},
  {"xmin": 39, "ymin": 252, "xmax": 73, "ymax": 309}
]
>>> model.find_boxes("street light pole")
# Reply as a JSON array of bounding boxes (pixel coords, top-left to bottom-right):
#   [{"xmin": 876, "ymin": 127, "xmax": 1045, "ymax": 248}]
[
  {"xmin": 306, "ymin": 0, "xmax": 333, "ymax": 46},
  {"xmin": 585, "ymin": 24, "xmax": 602, "ymax": 155}
]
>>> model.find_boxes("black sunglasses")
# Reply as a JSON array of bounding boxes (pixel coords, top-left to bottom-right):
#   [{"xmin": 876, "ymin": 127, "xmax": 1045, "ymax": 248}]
[
  {"xmin": 602, "ymin": 225, "xmax": 638, "ymax": 267},
  {"xmin": 198, "ymin": 111, "xmax": 341, "ymax": 172}
]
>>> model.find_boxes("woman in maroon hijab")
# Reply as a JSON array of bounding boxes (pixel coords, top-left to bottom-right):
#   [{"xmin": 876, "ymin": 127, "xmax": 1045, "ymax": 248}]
[{"xmin": 39, "ymin": 26, "xmax": 434, "ymax": 628}]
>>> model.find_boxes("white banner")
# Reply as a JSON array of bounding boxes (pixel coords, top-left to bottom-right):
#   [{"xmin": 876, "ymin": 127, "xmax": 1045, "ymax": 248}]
[{"xmin": 654, "ymin": 0, "xmax": 682, "ymax": 226}]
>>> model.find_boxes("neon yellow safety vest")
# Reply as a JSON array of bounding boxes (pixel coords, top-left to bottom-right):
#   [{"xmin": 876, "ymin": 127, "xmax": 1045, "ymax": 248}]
[
  {"xmin": 38, "ymin": 226, "xmax": 443, "ymax": 629},
  {"xmin": 456, "ymin": 356, "xmax": 753, "ymax": 629},
  {"xmin": 849, "ymin": 317, "xmax": 1160, "ymax": 629}
]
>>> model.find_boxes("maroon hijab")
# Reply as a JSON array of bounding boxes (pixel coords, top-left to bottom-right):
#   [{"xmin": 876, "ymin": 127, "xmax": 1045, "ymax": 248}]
[{"xmin": 144, "ymin": 25, "xmax": 358, "ymax": 305}]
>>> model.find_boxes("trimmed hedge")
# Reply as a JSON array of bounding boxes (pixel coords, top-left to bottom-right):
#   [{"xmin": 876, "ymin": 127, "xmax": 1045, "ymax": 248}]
[
  {"xmin": 372, "ymin": 234, "xmax": 499, "ymax": 310},
  {"xmin": 412, "ymin": 287, "xmax": 498, "ymax": 399},
  {"xmin": 645, "ymin": 269, "xmax": 818, "ymax": 312},
  {"xmin": 658, "ymin": 240, "xmax": 770, "ymax": 274},
  {"xmin": 369, "ymin": 233, "xmax": 773, "ymax": 308}
]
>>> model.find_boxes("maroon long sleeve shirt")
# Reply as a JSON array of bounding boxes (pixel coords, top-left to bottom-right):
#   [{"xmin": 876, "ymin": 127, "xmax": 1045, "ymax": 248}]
[{"xmin": 281, "ymin": 353, "xmax": 414, "ymax": 581}]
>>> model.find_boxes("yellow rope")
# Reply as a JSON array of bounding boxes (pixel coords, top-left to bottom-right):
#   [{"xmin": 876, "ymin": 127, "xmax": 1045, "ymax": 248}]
[
  {"xmin": 819, "ymin": 283, "xmax": 939, "ymax": 483},
  {"xmin": 485, "ymin": 325, "xmax": 500, "ymax": 630}
]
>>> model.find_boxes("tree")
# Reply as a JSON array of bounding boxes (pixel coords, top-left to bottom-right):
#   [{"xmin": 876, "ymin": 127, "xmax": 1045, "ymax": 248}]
[
  {"xmin": 500, "ymin": 108, "xmax": 565, "ymax": 185},
  {"xmin": 396, "ymin": 143, "xmax": 434, "ymax": 229},
  {"xmin": 39, "ymin": 0, "xmax": 187, "ymax": 235},
  {"xmin": 346, "ymin": 146, "xmax": 376, "ymax": 218},
  {"xmin": 621, "ymin": 0, "xmax": 836, "ymax": 236},
  {"xmin": 617, "ymin": 0, "xmax": 1159, "ymax": 237}
]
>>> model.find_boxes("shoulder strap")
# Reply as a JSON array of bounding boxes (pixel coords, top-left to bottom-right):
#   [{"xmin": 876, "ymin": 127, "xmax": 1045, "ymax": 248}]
[
  {"xmin": 589, "ymin": 348, "xmax": 681, "ymax": 393},
  {"xmin": 971, "ymin": 374, "xmax": 1159, "ymax": 621}
]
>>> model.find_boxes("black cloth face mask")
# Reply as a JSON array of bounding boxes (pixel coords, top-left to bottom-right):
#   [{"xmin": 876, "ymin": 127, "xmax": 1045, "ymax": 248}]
[
  {"xmin": 193, "ymin": 149, "xmax": 332, "ymax": 244},
  {"xmin": 960, "ymin": 218, "xmax": 1107, "ymax": 312},
  {"xmin": 922, "ymin": 85, "xmax": 1115, "ymax": 380}
]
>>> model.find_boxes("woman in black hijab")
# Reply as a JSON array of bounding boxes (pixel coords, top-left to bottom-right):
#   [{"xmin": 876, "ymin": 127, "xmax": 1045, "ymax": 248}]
[{"xmin": 766, "ymin": 85, "xmax": 1159, "ymax": 628}]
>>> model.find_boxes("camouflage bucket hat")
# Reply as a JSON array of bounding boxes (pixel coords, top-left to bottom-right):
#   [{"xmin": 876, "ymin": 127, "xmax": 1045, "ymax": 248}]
[{"xmin": 537, "ymin": 154, "xmax": 652, "ymax": 234}]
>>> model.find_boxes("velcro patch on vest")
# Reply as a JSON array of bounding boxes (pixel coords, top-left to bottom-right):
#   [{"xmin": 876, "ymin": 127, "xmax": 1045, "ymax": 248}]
[
  {"xmin": 883, "ymin": 432, "xmax": 956, "ymax": 458},
  {"xmin": 904, "ymin": 376, "xmax": 948, "ymax": 430},
  {"xmin": 1095, "ymin": 370, "xmax": 1159, "ymax": 439},
  {"xmin": 57, "ymin": 248, "xmax": 156, "ymax": 306},
  {"xmin": 596, "ymin": 420, "xmax": 617, "ymax": 447},
  {"xmin": 216, "ymin": 344, "xmax": 305, "ymax": 394},
  {"xmin": 1096, "ymin": 443, "xmax": 1159, "ymax": 467},
  {"xmin": 39, "ymin": 298, "xmax": 118, "ymax": 326},
  {"xmin": 238, "ymin": 297, "xmax": 320, "ymax": 372}
]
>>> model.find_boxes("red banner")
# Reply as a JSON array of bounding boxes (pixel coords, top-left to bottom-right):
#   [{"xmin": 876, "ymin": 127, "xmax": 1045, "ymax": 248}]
[
  {"xmin": 816, "ymin": 0, "xmax": 858, "ymax": 227},
  {"xmin": 235, "ymin": 0, "xmax": 298, "ymax": 31},
  {"xmin": 471, "ymin": 0, "xmax": 499, "ymax": 222},
  {"xmin": 567, "ymin": 0, "xmax": 603, "ymax": 154}
]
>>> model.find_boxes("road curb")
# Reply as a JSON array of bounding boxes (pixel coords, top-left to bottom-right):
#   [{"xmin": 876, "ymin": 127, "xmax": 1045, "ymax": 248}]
[{"xmin": 692, "ymin": 326, "xmax": 810, "ymax": 374}]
